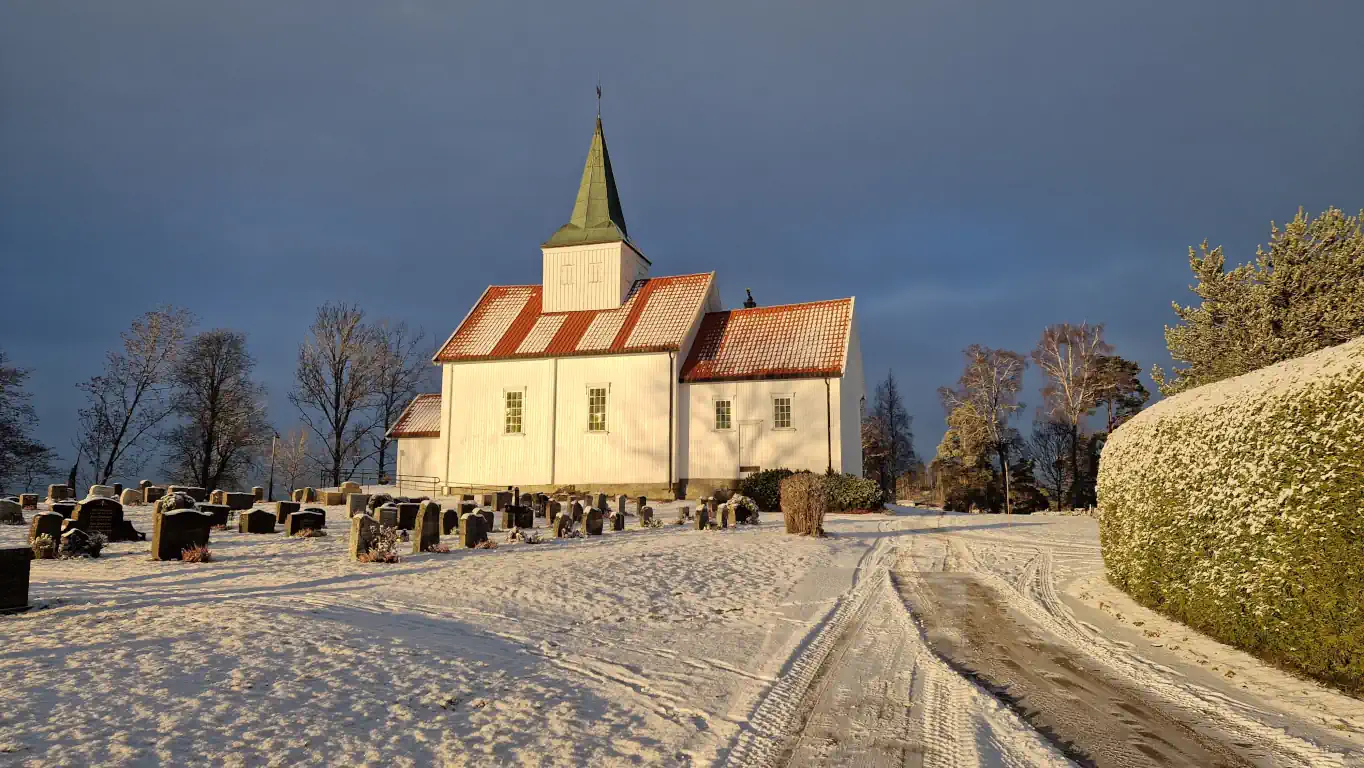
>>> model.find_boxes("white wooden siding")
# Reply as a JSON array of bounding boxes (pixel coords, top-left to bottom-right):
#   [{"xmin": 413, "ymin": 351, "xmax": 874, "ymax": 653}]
[
  {"xmin": 683, "ymin": 377, "xmax": 838, "ymax": 479},
  {"xmin": 395, "ymin": 437, "xmax": 443, "ymax": 486},
  {"xmin": 540, "ymin": 241, "xmax": 649, "ymax": 312},
  {"xmin": 839, "ymin": 315, "xmax": 865, "ymax": 476}
]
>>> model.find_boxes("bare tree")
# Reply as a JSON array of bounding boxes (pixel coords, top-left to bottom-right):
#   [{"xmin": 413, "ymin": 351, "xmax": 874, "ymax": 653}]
[
  {"xmin": 75, "ymin": 307, "xmax": 193, "ymax": 484},
  {"xmin": 0, "ymin": 349, "xmax": 57, "ymax": 494},
  {"xmin": 369, "ymin": 320, "xmax": 431, "ymax": 483},
  {"xmin": 938, "ymin": 345, "xmax": 1027, "ymax": 512},
  {"xmin": 274, "ymin": 427, "xmax": 314, "ymax": 494},
  {"xmin": 289, "ymin": 304, "xmax": 380, "ymax": 487},
  {"xmin": 864, "ymin": 371, "xmax": 914, "ymax": 496},
  {"xmin": 162, "ymin": 329, "xmax": 273, "ymax": 490},
  {"xmin": 1029, "ymin": 419, "xmax": 1072, "ymax": 510},
  {"xmin": 1031, "ymin": 323, "xmax": 1111, "ymax": 507}
]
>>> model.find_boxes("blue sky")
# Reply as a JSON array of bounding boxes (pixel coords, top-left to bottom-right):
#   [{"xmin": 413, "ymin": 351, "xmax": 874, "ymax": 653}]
[{"xmin": 3, "ymin": 1, "xmax": 1362, "ymax": 465}]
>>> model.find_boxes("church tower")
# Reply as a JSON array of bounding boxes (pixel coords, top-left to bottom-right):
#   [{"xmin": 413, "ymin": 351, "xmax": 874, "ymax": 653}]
[{"xmin": 540, "ymin": 116, "xmax": 651, "ymax": 312}]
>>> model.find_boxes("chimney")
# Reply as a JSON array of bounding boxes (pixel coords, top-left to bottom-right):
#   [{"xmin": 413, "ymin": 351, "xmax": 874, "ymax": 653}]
[{"xmin": 743, "ymin": 288, "xmax": 757, "ymax": 309}]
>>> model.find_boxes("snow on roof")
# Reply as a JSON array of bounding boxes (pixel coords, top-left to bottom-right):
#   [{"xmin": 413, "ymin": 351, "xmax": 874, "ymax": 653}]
[
  {"xmin": 386, "ymin": 393, "xmax": 442, "ymax": 439},
  {"xmin": 433, "ymin": 273, "xmax": 714, "ymax": 363},
  {"xmin": 680, "ymin": 298, "xmax": 854, "ymax": 383}
]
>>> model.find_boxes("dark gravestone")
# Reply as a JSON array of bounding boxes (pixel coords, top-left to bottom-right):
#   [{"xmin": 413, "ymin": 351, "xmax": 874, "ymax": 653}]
[
  {"xmin": 617, "ymin": 495, "xmax": 629, "ymax": 517},
  {"xmin": 441, "ymin": 507, "xmax": 462, "ymax": 536},
  {"xmin": 637, "ymin": 496, "xmax": 647, "ymax": 513},
  {"xmin": 571, "ymin": 501, "xmax": 584, "ymax": 523},
  {"xmin": 551, "ymin": 513, "xmax": 571, "ymax": 538},
  {"xmin": 461, "ymin": 494, "xmax": 475, "ymax": 502},
  {"xmin": 412, "ymin": 503, "xmax": 440, "ymax": 553},
  {"xmin": 396, "ymin": 503, "xmax": 420, "ymax": 531},
  {"xmin": 275, "ymin": 500, "xmax": 300, "ymax": 524},
  {"xmin": 47, "ymin": 484, "xmax": 70, "ymax": 502},
  {"xmin": 143, "ymin": 486, "xmax": 166, "ymax": 505},
  {"xmin": 0, "ymin": 499, "xmax": 22, "ymax": 525},
  {"xmin": 349, "ymin": 514, "xmax": 379, "ymax": 560},
  {"xmin": 512, "ymin": 487, "xmax": 520, "ymax": 506},
  {"xmin": 239, "ymin": 509, "xmax": 276, "ymax": 534},
  {"xmin": 113, "ymin": 483, "xmax": 123, "ymax": 497},
  {"xmin": 494, "ymin": 491, "xmax": 512, "ymax": 512},
  {"xmin": 695, "ymin": 505, "xmax": 709, "ymax": 530},
  {"xmin": 286, "ymin": 510, "xmax": 326, "ymax": 536},
  {"xmin": 19, "ymin": 494, "xmax": 38, "ymax": 510},
  {"xmin": 0, "ymin": 548, "xmax": 33, "ymax": 613},
  {"xmin": 51, "ymin": 502, "xmax": 75, "ymax": 519},
  {"xmin": 70, "ymin": 497, "xmax": 124, "ymax": 540},
  {"xmin": 29, "ymin": 512, "xmax": 63, "ymax": 551},
  {"xmin": 476, "ymin": 508, "xmax": 494, "ymax": 533},
  {"xmin": 546, "ymin": 501, "xmax": 561, "ymax": 525},
  {"xmin": 639, "ymin": 506, "xmax": 654, "ymax": 527},
  {"xmin": 595, "ymin": 493, "xmax": 607, "ymax": 513},
  {"xmin": 719, "ymin": 503, "xmax": 732, "ymax": 530},
  {"xmin": 610, "ymin": 510, "xmax": 625, "ymax": 532},
  {"xmin": 458, "ymin": 511, "xmax": 487, "ymax": 548},
  {"xmin": 177, "ymin": 486, "xmax": 209, "ymax": 503},
  {"xmin": 478, "ymin": 493, "xmax": 494, "ymax": 507},
  {"xmin": 500, "ymin": 506, "xmax": 515, "ymax": 531},
  {"xmin": 224, "ymin": 492, "xmax": 255, "ymax": 511},
  {"xmin": 151, "ymin": 509, "xmax": 213, "ymax": 561},
  {"xmin": 198, "ymin": 504, "xmax": 231, "ymax": 528},
  {"xmin": 584, "ymin": 508, "xmax": 603, "ymax": 536},
  {"xmin": 378, "ymin": 505, "xmax": 399, "ymax": 528},
  {"xmin": 512, "ymin": 505, "xmax": 533, "ymax": 529},
  {"xmin": 301, "ymin": 507, "xmax": 327, "ymax": 527}
]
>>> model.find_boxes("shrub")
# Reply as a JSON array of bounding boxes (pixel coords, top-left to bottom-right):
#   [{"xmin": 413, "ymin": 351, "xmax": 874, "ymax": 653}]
[
  {"xmin": 359, "ymin": 526, "xmax": 402, "ymax": 563},
  {"xmin": 31, "ymin": 533, "xmax": 56, "ymax": 560},
  {"xmin": 780, "ymin": 473, "xmax": 828, "ymax": 536},
  {"xmin": 60, "ymin": 530, "xmax": 106, "ymax": 558},
  {"xmin": 1098, "ymin": 336, "xmax": 1364, "ymax": 695},
  {"xmin": 721, "ymin": 494, "xmax": 760, "ymax": 524},
  {"xmin": 367, "ymin": 493, "xmax": 394, "ymax": 511},
  {"xmin": 825, "ymin": 473, "xmax": 885, "ymax": 512},
  {"xmin": 740, "ymin": 469, "xmax": 795, "ymax": 512},
  {"xmin": 180, "ymin": 545, "xmax": 213, "ymax": 563}
]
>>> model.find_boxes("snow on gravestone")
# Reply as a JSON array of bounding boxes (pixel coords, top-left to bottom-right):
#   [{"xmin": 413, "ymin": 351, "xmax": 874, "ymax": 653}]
[
  {"xmin": 28, "ymin": 512, "xmax": 62, "ymax": 549},
  {"xmin": 477, "ymin": 508, "xmax": 495, "ymax": 533},
  {"xmin": 224, "ymin": 492, "xmax": 255, "ymax": 511},
  {"xmin": 274, "ymin": 501, "xmax": 300, "ymax": 524},
  {"xmin": 0, "ymin": 498, "xmax": 23, "ymax": 525},
  {"xmin": 119, "ymin": 489, "xmax": 142, "ymax": 506},
  {"xmin": 458, "ymin": 511, "xmax": 487, "ymax": 548},
  {"xmin": 346, "ymin": 494, "xmax": 370, "ymax": 518},
  {"xmin": 639, "ymin": 506, "xmax": 653, "ymax": 527},
  {"xmin": 87, "ymin": 485, "xmax": 115, "ymax": 499},
  {"xmin": 238, "ymin": 509, "xmax": 275, "ymax": 534},
  {"xmin": 412, "ymin": 502, "xmax": 440, "ymax": 553},
  {"xmin": 609, "ymin": 510, "xmax": 625, "ymax": 531},
  {"xmin": 70, "ymin": 496, "xmax": 125, "ymax": 540},
  {"xmin": 584, "ymin": 508, "xmax": 604, "ymax": 536},
  {"xmin": 151, "ymin": 508, "xmax": 212, "ymax": 561},
  {"xmin": 377, "ymin": 505, "xmax": 399, "ymax": 529},
  {"xmin": 46, "ymin": 485, "xmax": 71, "ymax": 502},
  {"xmin": 143, "ymin": 486, "xmax": 166, "ymax": 505},
  {"xmin": 286, "ymin": 509, "xmax": 326, "ymax": 536},
  {"xmin": 348, "ymin": 514, "xmax": 379, "ymax": 560},
  {"xmin": 0, "ymin": 547, "xmax": 32, "ymax": 613}
]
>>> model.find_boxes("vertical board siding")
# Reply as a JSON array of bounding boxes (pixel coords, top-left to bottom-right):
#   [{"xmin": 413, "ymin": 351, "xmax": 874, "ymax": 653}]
[
  {"xmin": 684, "ymin": 378, "xmax": 836, "ymax": 479},
  {"xmin": 445, "ymin": 359, "xmax": 556, "ymax": 486},
  {"xmin": 553, "ymin": 353, "xmax": 672, "ymax": 485},
  {"xmin": 541, "ymin": 242, "xmax": 642, "ymax": 313}
]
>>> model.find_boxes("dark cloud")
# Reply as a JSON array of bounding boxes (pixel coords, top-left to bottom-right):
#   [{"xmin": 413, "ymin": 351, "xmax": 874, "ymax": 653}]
[{"xmin": 3, "ymin": 0, "xmax": 1362, "ymax": 463}]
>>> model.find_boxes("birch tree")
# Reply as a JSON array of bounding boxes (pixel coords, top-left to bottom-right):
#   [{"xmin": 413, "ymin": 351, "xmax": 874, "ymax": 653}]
[
  {"xmin": 369, "ymin": 320, "xmax": 431, "ymax": 483},
  {"xmin": 1031, "ymin": 322, "xmax": 1111, "ymax": 508},
  {"xmin": 289, "ymin": 304, "xmax": 380, "ymax": 487},
  {"xmin": 75, "ymin": 307, "xmax": 193, "ymax": 484},
  {"xmin": 938, "ymin": 345, "xmax": 1027, "ymax": 512},
  {"xmin": 274, "ymin": 427, "xmax": 314, "ymax": 494}
]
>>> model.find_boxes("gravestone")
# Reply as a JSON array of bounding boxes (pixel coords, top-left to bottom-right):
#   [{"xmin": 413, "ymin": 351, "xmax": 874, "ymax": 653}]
[
  {"xmin": 695, "ymin": 505, "xmax": 709, "ymax": 530},
  {"xmin": 461, "ymin": 494, "xmax": 475, "ymax": 502},
  {"xmin": 238, "ymin": 508, "xmax": 275, "ymax": 534},
  {"xmin": 512, "ymin": 486, "xmax": 521, "ymax": 505},
  {"xmin": 156, "ymin": 491, "xmax": 196, "ymax": 514},
  {"xmin": 286, "ymin": 509, "xmax": 326, "ymax": 536},
  {"xmin": 546, "ymin": 500, "xmax": 561, "ymax": 525},
  {"xmin": 348, "ymin": 514, "xmax": 379, "ymax": 560},
  {"xmin": 551, "ymin": 513, "xmax": 571, "ymax": 538},
  {"xmin": 478, "ymin": 493, "xmax": 494, "ymax": 507},
  {"xmin": 378, "ymin": 505, "xmax": 399, "ymax": 528},
  {"xmin": 119, "ymin": 489, "xmax": 142, "ymax": 506},
  {"xmin": 512, "ymin": 505, "xmax": 533, "ymax": 529},
  {"xmin": 339, "ymin": 481, "xmax": 362, "ymax": 496},
  {"xmin": 70, "ymin": 496, "xmax": 124, "ymax": 540},
  {"xmin": 477, "ymin": 508, "xmax": 495, "ymax": 532},
  {"xmin": 584, "ymin": 507, "xmax": 603, "ymax": 536},
  {"xmin": 617, "ymin": 495, "xmax": 629, "ymax": 517},
  {"xmin": 28, "ymin": 511, "xmax": 63, "ymax": 553},
  {"xmin": 47, "ymin": 485, "xmax": 71, "ymax": 502},
  {"xmin": 346, "ymin": 494, "xmax": 371, "ymax": 517},
  {"xmin": 209, "ymin": 490, "xmax": 227, "ymax": 505},
  {"xmin": 275, "ymin": 500, "xmax": 300, "ymax": 524},
  {"xmin": 0, "ymin": 547, "xmax": 32, "ymax": 613},
  {"xmin": 412, "ymin": 503, "xmax": 440, "ymax": 553},
  {"xmin": 143, "ymin": 486, "xmax": 166, "ymax": 504},
  {"xmin": 51, "ymin": 502, "xmax": 75, "ymax": 519},
  {"xmin": 113, "ymin": 483, "xmax": 123, "ymax": 497},
  {"xmin": 198, "ymin": 504, "xmax": 231, "ymax": 528},
  {"xmin": 150, "ymin": 508, "xmax": 212, "ymax": 560},
  {"xmin": 19, "ymin": 494, "xmax": 38, "ymax": 510},
  {"xmin": 224, "ymin": 492, "xmax": 254, "ymax": 511},
  {"xmin": 713, "ymin": 488, "xmax": 733, "ymax": 505},
  {"xmin": 323, "ymin": 491, "xmax": 345, "ymax": 506},
  {"xmin": 500, "ymin": 506, "xmax": 515, "ymax": 531},
  {"xmin": 637, "ymin": 496, "xmax": 647, "ymax": 513},
  {"xmin": 493, "ymin": 491, "xmax": 512, "ymax": 512},
  {"xmin": 571, "ymin": 501, "xmax": 584, "ymax": 523},
  {"xmin": 367, "ymin": 493, "xmax": 393, "ymax": 511},
  {"xmin": 88, "ymin": 485, "xmax": 115, "ymax": 499},
  {"xmin": 639, "ymin": 506, "xmax": 653, "ymax": 527},
  {"xmin": 139, "ymin": 479, "xmax": 152, "ymax": 489},
  {"xmin": 0, "ymin": 499, "xmax": 22, "ymax": 525},
  {"xmin": 719, "ymin": 502, "xmax": 732, "ymax": 530},
  {"xmin": 396, "ymin": 502, "xmax": 420, "ymax": 531},
  {"xmin": 458, "ymin": 511, "xmax": 487, "ymax": 548},
  {"xmin": 169, "ymin": 486, "xmax": 208, "ymax": 502},
  {"xmin": 441, "ymin": 507, "xmax": 462, "ymax": 536},
  {"xmin": 595, "ymin": 493, "xmax": 608, "ymax": 513},
  {"xmin": 610, "ymin": 510, "xmax": 625, "ymax": 532}
]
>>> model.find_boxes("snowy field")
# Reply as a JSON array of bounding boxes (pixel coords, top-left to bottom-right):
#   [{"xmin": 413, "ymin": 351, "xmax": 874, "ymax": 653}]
[{"xmin": 1, "ymin": 500, "xmax": 1361, "ymax": 767}]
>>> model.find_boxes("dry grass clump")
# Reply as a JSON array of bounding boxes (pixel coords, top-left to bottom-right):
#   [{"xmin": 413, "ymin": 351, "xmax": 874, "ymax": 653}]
[
  {"xmin": 426, "ymin": 543, "xmax": 452, "ymax": 553},
  {"xmin": 31, "ymin": 533, "xmax": 56, "ymax": 560},
  {"xmin": 474, "ymin": 539, "xmax": 498, "ymax": 550},
  {"xmin": 293, "ymin": 528, "xmax": 328, "ymax": 539},
  {"xmin": 780, "ymin": 473, "xmax": 829, "ymax": 536},
  {"xmin": 180, "ymin": 545, "xmax": 213, "ymax": 563},
  {"xmin": 358, "ymin": 525, "xmax": 402, "ymax": 563}
]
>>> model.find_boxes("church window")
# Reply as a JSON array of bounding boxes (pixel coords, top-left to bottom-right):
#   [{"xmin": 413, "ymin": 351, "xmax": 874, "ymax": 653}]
[
  {"xmin": 560, "ymin": 263, "xmax": 573, "ymax": 285},
  {"xmin": 587, "ymin": 386, "xmax": 608, "ymax": 432},
  {"xmin": 588, "ymin": 255, "xmax": 604, "ymax": 284},
  {"xmin": 773, "ymin": 396, "xmax": 792, "ymax": 429},
  {"xmin": 504, "ymin": 390, "xmax": 524, "ymax": 434},
  {"xmin": 714, "ymin": 399, "xmax": 732, "ymax": 430}
]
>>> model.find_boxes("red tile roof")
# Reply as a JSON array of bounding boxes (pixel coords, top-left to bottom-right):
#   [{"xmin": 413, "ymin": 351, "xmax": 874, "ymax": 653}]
[
  {"xmin": 434, "ymin": 273, "xmax": 714, "ymax": 363},
  {"xmin": 680, "ymin": 298, "xmax": 854, "ymax": 382},
  {"xmin": 386, "ymin": 393, "xmax": 442, "ymax": 438}
]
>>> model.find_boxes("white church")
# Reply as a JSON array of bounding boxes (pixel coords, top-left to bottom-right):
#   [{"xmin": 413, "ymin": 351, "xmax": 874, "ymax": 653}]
[{"xmin": 387, "ymin": 115, "xmax": 864, "ymax": 499}]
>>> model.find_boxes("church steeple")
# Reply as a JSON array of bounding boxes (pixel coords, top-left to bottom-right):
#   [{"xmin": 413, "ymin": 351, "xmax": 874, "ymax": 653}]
[{"xmin": 543, "ymin": 116, "xmax": 630, "ymax": 248}]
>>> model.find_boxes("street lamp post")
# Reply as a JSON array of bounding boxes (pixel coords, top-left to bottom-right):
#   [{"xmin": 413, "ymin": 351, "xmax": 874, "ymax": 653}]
[{"xmin": 267, "ymin": 432, "xmax": 279, "ymax": 502}]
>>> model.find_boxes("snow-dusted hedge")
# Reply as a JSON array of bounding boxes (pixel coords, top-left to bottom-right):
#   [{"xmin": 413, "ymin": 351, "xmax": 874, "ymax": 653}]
[{"xmin": 1098, "ymin": 337, "xmax": 1364, "ymax": 693}]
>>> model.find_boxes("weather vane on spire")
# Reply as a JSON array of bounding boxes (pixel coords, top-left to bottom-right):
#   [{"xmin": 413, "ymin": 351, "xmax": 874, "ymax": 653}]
[{"xmin": 596, "ymin": 80, "xmax": 602, "ymax": 118}]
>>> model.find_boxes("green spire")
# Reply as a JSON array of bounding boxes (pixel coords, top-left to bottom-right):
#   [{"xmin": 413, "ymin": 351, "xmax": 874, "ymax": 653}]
[{"xmin": 543, "ymin": 117, "xmax": 630, "ymax": 248}]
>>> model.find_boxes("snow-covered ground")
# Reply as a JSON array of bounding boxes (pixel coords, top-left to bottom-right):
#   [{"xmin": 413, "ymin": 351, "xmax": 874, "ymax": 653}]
[{"xmin": 1, "ymin": 500, "xmax": 1361, "ymax": 767}]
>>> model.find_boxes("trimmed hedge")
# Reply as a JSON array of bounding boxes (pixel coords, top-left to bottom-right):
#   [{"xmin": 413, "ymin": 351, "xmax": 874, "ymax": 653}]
[
  {"xmin": 780, "ymin": 474, "xmax": 828, "ymax": 535},
  {"xmin": 1098, "ymin": 336, "xmax": 1364, "ymax": 694},
  {"xmin": 825, "ymin": 473, "xmax": 885, "ymax": 511},
  {"xmin": 740, "ymin": 469, "xmax": 794, "ymax": 512}
]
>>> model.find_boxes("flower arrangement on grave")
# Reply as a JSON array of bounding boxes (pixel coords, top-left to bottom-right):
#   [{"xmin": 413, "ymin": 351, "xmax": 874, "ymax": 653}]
[
  {"xmin": 31, "ymin": 533, "xmax": 56, "ymax": 560},
  {"xmin": 358, "ymin": 526, "xmax": 402, "ymax": 563},
  {"xmin": 181, "ymin": 545, "xmax": 213, "ymax": 563}
]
